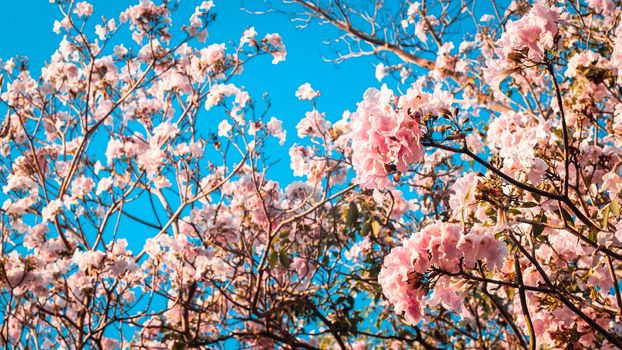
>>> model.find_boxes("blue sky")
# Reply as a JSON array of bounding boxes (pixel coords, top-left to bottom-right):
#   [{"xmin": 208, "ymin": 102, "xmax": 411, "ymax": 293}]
[
  {"xmin": 0, "ymin": 4, "xmax": 381, "ymax": 341},
  {"xmin": 0, "ymin": 1, "xmax": 506, "ymax": 345},
  {"xmin": 0, "ymin": 0, "xmax": 380, "ymax": 183},
  {"xmin": 0, "ymin": 0, "xmax": 502, "ymax": 255},
  {"xmin": 0, "ymin": 0, "xmax": 386, "ymax": 276}
]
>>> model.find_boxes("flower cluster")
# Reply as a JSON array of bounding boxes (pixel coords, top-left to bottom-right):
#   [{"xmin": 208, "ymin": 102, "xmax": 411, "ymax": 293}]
[
  {"xmin": 349, "ymin": 84, "xmax": 451, "ymax": 189},
  {"xmin": 496, "ymin": 1, "xmax": 562, "ymax": 62},
  {"xmin": 487, "ymin": 111, "xmax": 550, "ymax": 185},
  {"xmin": 379, "ymin": 222, "xmax": 507, "ymax": 324},
  {"xmin": 5, "ymin": 0, "xmax": 622, "ymax": 348},
  {"xmin": 483, "ymin": 1, "xmax": 562, "ymax": 89}
]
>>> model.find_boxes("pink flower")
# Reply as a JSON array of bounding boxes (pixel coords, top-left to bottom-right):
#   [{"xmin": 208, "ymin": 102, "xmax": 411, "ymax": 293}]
[
  {"xmin": 136, "ymin": 147, "xmax": 165, "ymax": 175},
  {"xmin": 289, "ymin": 145, "xmax": 312, "ymax": 177},
  {"xmin": 565, "ymin": 51, "xmax": 610, "ymax": 79},
  {"xmin": 587, "ymin": 0, "xmax": 615, "ymax": 14},
  {"xmin": 199, "ymin": 43, "xmax": 225, "ymax": 70},
  {"xmin": 74, "ymin": 1, "xmax": 93, "ymax": 17},
  {"xmin": 375, "ymin": 63, "xmax": 388, "ymax": 82},
  {"xmin": 458, "ymin": 231, "xmax": 481, "ymax": 268},
  {"xmin": 53, "ymin": 17, "xmax": 71, "ymax": 34},
  {"xmin": 70, "ymin": 175, "xmax": 95, "ymax": 201},
  {"xmin": 612, "ymin": 25, "xmax": 622, "ymax": 83},
  {"xmin": 42, "ymin": 199, "xmax": 62, "ymax": 222},
  {"xmin": 295, "ymin": 83, "xmax": 320, "ymax": 100},
  {"xmin": 602, "ymin": 171, "xmax": 622, "ymax": 195},
  {"xmin": 95, "ymin": 25, "xmax": 107, "ymax": 40},
  {"xmin": 96, "ymin": 177, "xmax": 113, "ymax": 195},
  {"xmin": 217, "ymin": 120, "xmax": 233, "ymax": 137},
  {"xmin": 449, "ymin": 172, "xmax": 480, "ymax": 218},
  {"xmin": 433, "ymin": 42, "xmax": 457, "ymax": 78},
  {"xmin": 113, "ymin": 44, "xmax": 128, "ymax": 57},
  {"xmin": 350, "ymin": 84, "xmax": 449, "ymax": 189},
  {"xmin": 262, "ymin": 33, "xmax": 286, "ymax": 64},
  {"xmin": 344, "ymin": 237, "xmax": 372, "ymax": 262},
  {"xmin": 205, "ymin": 84, "xmax": 249, "ymax": 111},
  {"xmin": 296, "ymin": 109, "xmax": 330, "ymax": 139},
  {"xmin": 548, "ymin": 229, "xmax": 585, "ymax": 261},
  {"xmin": 495, "ymin": 0, "xmax": 561, "ymax": 62},
  {"xmin": 152, "ymin": 121, "xmax": 179, "ymax": 143},
  {"xmin": 72, "ymin": 249, "xmax": 105, "ymax": 272},
  {"xmin": 476, "ymin": 232, "xmax": 508, "ymax": 270},
  {"xmin": 105, "ymin": 139, "xmax": 125, "ymax": 165},
  {"xmin": 432, "ymin": 223, "xmax": 462, "ymax": 273},
  {"xmin": 427, "ymin": 275, "xmax": 464, "ymax": 314},
  {"xmin": 486, "ymin": 111, "xmax": 550, "ymax": 184},
  {"xmin": 186, "ymin": 1, "xmax": 213, "ymax": 41},
  {"xmin": 240, "ymin": 27, "xmax": 257, "ymax": 46},
  {"xmin": 378, "ymin": 244, "xmax": 425, "ymax": 325},
  {"xmin": 266, "ymin": 117, "xmax": 286, "ymax": 145}
]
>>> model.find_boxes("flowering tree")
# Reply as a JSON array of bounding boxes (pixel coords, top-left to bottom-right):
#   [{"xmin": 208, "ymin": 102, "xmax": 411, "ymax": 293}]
[{"xmin": 1, "ymin": 0, "xmax": 622, "ymax": 349}]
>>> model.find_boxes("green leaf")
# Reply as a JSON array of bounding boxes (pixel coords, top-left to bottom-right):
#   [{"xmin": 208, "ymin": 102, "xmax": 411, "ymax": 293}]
[
  {"xmin": 345, "ymin": 202, "xmax": 359, "ymax": 227},
  {"xmin": 521, "ymin": 202, "xmax": 539, "ymax": 208},
  {"xmin": 371, "ymin": 220, "xmax": 381, "ymax": 238},
  {"xmin": 268, "ymin": 250, "xmax": 278, "ymax": 268},
  {"xmin": 611, "ymin": 198, "xmax": 620, "ymax": 218},
  {"xmin": 602, "ymin": 205, "xmax": 610, "ymax": 229},
  {"xmin": 589, "ymin": 229, "xmax": 597, "ymax": 243},
  {"xmin": 279, "ymin": 250, "xmax": 291, "ymax": 268},
  {"xmin": 508, "ymin": 208, "xmax": 522, "ymax": 216},
  {"xmin": 532, "ymin": 214, "xmax": 547, "ymax": 237},
  {"xmin": 361, "ymin": 221, "xmax": 371, "ymax": 236},
  {"xmin": 559, "ymin": 207, "xmax": 574, "ymax": 227}
]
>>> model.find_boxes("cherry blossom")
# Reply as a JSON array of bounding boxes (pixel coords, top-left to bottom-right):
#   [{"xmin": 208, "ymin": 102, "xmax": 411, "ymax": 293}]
[{"xmin": 3, "ymin": 0, "xmax": 622, "ymax": 348}]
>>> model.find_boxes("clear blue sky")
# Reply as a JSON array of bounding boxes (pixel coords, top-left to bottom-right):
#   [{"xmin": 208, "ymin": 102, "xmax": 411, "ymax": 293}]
[
  {"xmin": 0, "ymin": 1, "xmax": 499, "ymax": 345},
  {"xmin": 0, "ymin": 0, "xmax": 385, "ymax": 263},
  {"xmin": 0, "ymin": 0, "xmax": 380, "ymax": 182},
  {"xmin": 0, "ymin": 3, "xmax": 380, "ymax": 342}
]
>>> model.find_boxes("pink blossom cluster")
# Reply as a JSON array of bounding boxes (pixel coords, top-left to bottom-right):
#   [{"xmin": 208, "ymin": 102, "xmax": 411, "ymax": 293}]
[
  {"xmin": 448, "ymin": 171, "xmax": 490, "ymax": 222},
  {"xmin": 288, "ymin": 85, "xmax": 351, "ymax": 185},
  {"xmin": 120, "ymin": 0, "xmax": 172, "ymax": 44},
  {"xmin": 483, "ymin": 1, "xmax": 562, "ymax": 89},
  {"xmin": 73, "ymin": 1, "xmax": 93, "ymax": 17},
  {"xmin": 262, "ymin": 33, "xmax": 287, "ymax": 64},
  {"xmin": 612, "ymin": 24, "xmax": 622, "ymax": 83},
  {"xmin": 487, "ymin": 111, "xmax": 550, "ymax": 185},
  {"xmin": 587, "ymin": 0, "xmax": 615, "ymax": 15},
  {"xmin": 349, "ymin": 84, "xmax": 451, "ymax": 189},
  {"xmin": 378, "ymin": 222, "xmax": 507, "ymax": 324},
  {"xmin": 185, "ymin": 1, "xmax": 214, "ymax": 42},
  {"xmin": 289, "ymin": 144, "xmax": 347, "ymax": 184},
  {"xmin": 509, "ymin": 228, "xmax": 622, "ymax": 348},
  {"xmin": 295, "ymin": 82, "xmax": 320, "ymax": 100},
  {"xmin": 495, "ymin": 0, "xmax": 562, "ymax": 62},
  {"xmin": 296, "ymin": 109, "xmax": 331, "ymax": 139}
]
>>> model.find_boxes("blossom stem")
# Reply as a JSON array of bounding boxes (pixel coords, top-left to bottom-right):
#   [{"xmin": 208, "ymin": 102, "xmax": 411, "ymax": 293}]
[
  {"xmin": 509, "ymin": 232, "xmax": 622, "ymax": 347},
  {"xmin": 607, "ymin": 255, "xmax": 622, "ymax": 316},
  {"xmin": 514, "ymin": 255, "xmax": 536, "ymax": 350},
  {"xmin": 547, "ymin": 63, "xmax": 570, "ymax": 197},
  {"xmin": 483, "ymin": 288, "xmax": 528, "ymax": 349},
  {"xmin": 422, "ymin": 140, "xmax": 562, "ymax": 201},
  {"xmin": 422, "ymin": 140, "xmax": 605, "ymax": 233}
]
